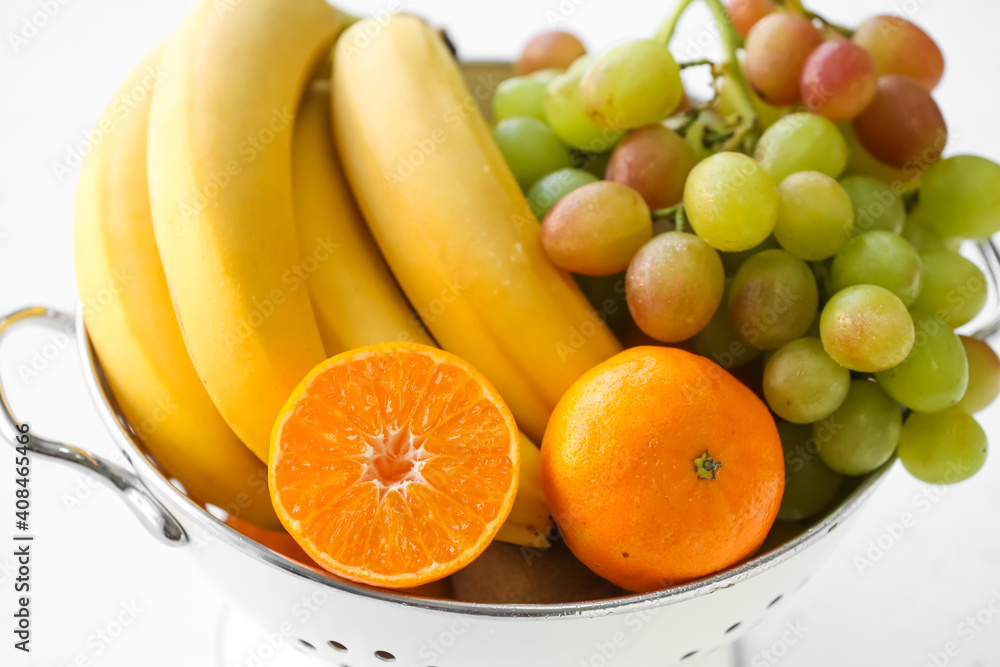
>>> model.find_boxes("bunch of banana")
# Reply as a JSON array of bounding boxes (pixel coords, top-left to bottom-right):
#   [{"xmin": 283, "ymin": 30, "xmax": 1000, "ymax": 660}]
[
  {"xmin": 146, "ymin": 0, "xmax": 345, "ymax": 461},
  {"xmin": 73, "ymin": 45, "xmax": 279, "ymax": 530},
  {"xmin": 76, "ymin": 0, "xmax": 578, "ymax": 550},
  {"xmin": 332, "ymin": 14, "xmax": 623, "ymax": 444},
  {"xmin": 291, "ymin": 80, "xmax": 436, "ymax": 352},
  {"xmin": 291, "ymin": 81, "xmax": 552, "ymax": 548},
  {"xmin": 495, "ymin": 434, "xmax": 554, "ymax": 548}
]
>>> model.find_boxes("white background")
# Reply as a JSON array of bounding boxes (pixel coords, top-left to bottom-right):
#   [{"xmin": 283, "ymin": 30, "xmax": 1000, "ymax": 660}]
[{"xmin": 1, "ymin": 0, "xmax": 1000, "ymax": 665}]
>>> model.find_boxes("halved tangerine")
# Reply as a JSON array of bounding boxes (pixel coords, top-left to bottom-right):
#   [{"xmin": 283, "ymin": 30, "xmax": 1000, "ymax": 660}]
[{"xmin": 269, "ymin": 342, "xmax": 520, "ymax": 588}]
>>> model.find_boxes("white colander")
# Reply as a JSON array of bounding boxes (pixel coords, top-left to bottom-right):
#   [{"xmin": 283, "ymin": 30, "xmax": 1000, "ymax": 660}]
[{"xmin": 5, "ymin": 73, "xmax": 1000, "ymax": 667}]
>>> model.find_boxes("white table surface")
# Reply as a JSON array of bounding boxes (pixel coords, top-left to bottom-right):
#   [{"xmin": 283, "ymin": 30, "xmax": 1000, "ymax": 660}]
[{"xmin": 1, "ymin": 0, "xmax": 999, "ymax": 664}]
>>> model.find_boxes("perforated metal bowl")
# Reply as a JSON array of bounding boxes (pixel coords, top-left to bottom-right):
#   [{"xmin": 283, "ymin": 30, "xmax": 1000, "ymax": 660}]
[{"xmin": 5, "ymin": 63, "xmax": 1000, "ymax": 667}]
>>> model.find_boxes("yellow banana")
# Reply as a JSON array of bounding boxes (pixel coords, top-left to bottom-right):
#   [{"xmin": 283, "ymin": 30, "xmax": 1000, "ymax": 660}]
[
  {"xmin": 495, "ymin": 434, "xmax": 553, "ymax": 548},
  {"xmin": 291, "ymin": 81, "xmax": 551, "ymax": 547},
  {"xmin": 74, "ymin": 45, "xmax": 280, "ymax": 530},
  {"xmin": 146, "ymin": 0, "xmax": 346, "ymax": 461},
  {"xmin": 332, "ymin": 15, "xmax": 623, "ymax": 443},
  {"xmin": 292, "ymin": 81, "xmax": 435, "ymax": 351}
]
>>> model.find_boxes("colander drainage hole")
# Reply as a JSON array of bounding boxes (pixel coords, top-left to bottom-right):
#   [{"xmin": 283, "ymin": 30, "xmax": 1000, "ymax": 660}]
[
  {"xmin": 374, "ymin": 650, "xmax": 397, "ymax": 662},
  {"xmin": 298, "ymin": 640, "xmax": 316, "ymax": 650},
  {"xmin": 328, "ymin": 641, "xmax": 348, "ymax": 653},
  {"xmin": 726, "ymin": 622, "xmax": 742, "ymax": 634},
  {"xmin": 681, "ymin": 650, "xmax": 698, "ymax": 660},
  {"xmin": 768, "ymin": 595, "xmax": 783, "ymax": 608}
]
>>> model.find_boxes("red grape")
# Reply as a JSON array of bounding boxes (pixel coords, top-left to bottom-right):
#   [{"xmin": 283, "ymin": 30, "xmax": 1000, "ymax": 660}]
[
  {"xmin": 745, "ymin": 13, "xmax": 823, "ymax": 106},
  {"xmin": 853, "ymin": 15, "xmax": 944, "ymax": 91},
  {"xmin": 800, "ymin": 41, "xmax": 877, "ymax": 121},
  {"xmin": 516, "ymin": 31, "xmax": 586, "ymax": 75},
  {"xmin": 851, "ymin": 75, "xmax": 946, "ymax": 170},
  {"xmin": 541, "ymin": 181, "xmax": 652, "ymax": 275},
  {"xmin": 728, "ymin": 249, "xmax": 818, "ymax": 350},
  {"xmin": 605, "ymin": 125, "xmax": 696, "ymax": 209},
  {"xmin": 725, "ymin": 0, "xmax": 776, "ymax": 37},
  {"xmin": 626, "ymin": 232, "xmax": 724, "ymax": 342}
]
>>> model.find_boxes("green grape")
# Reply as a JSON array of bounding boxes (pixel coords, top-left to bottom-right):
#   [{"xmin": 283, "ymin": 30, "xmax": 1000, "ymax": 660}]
[
  {"xmin": 830, "ymin": 231, "xmax": 923, "ymax": 305},
  {"xmin": 898, "ymin": 408, "xmax": 987, "ymax": 484},
  {"xmin": 815, "ymin": 380, "xmax": 902, "ymax": 476},
  {"xmin": 567, "ymin": 53, "xmax": 597, "ymax": 76},
  {"xmin": 492, "ymin": 117, "xmax": 571, "ymax": 190},
  {"xmin": 493, "ymin": 73, "xmax": 554, "ymax": 122},
  {"xmin": 774, "ymin": 171, "xmax": 855, "ymax": 260},
  {"xmin": 764, "ymin": 337, "xmax": 850, "ymax": 423},
  {"xmin": 776, "ymin": 421, "xmax": 843, "ymax": 521},
  {"xmin": 529, "ymin": 69, "xmax": 563, "ymax": 87},
  {"xmin": 820, "ymin": 285, "xmax": 914, "ymax": 372},
  {"xmin": 839, "ymin": 175, "xmax": 906, "ymax": 235},
  {"xmin": 526, "ymin": 168, "xmax": 598, "ymax": 219},
  {"xmin": 580, "ymin": 39, "xmax": 683, "ymax": 130},
  {"xmin": 626, "ymin": 231, "xmax": 725, "ymax": 342},
  {"xmin": 692, "ymin": 285, "xmax": 762, "ymax": 369},
  {"xmin": 909, "ymin": 249, "xmax": 988, "ymax": 328},
  {"xmin": 902, "ymin": 207, "xmax": 962, "ymax": 252},
  {"xmin": 901, "ymin": 213, "xmax": 939, "ymax": 250},
  {"xmin": 753, "ymin": 112, "xmax": 848, "ymax": 184},
  {"xmin": 919, "ymin": 155, "xmax": 1000, "ymax": 239},
  {"xmin": 956, "ymin": 336, "xmax": 1000, "ymax": 414},
  {"xmin": 543, "ymin": 69, "xmax": 623, "ymax": 152},
  {"xmin": 541, "ymin": 181, "xmax": 651, "ymax": 275},
  {"xmin": 728, "ymin": 249, "xmax": 818, "ymax": 350},
  {"xmin": 683, "ymin": 152, "xmax": 779, "ymax": 252},
  {"xmin": 875, "ymin": 319, "xmax": 968, "ymax": 413}
]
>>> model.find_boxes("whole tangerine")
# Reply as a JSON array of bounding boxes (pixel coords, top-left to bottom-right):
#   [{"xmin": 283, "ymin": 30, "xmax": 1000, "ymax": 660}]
[{"xmin": 541, "ymin": 346, "xmax": 784, "ymax": 592}]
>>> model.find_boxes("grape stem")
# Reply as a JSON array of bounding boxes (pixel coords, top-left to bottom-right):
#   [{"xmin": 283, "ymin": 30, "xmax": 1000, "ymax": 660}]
[
  {"xmin": 779, "ymin": 0, "xmax": 853, "ymax": 38},
  {"xmin": 701, "ymin": 0, "xmax": 760, "ymax": 153},
  {"xmin": 666, "ymin": 108, "xmax": 703, "ymax": 137},
  {"xmin": 656, "ymin": 0, "xmax": 697, "ymax": 45},
  {"xmin": 679, "ymin": 58, "xmax": 715, "ymax": 69},
  {"xmin": 651, "ymin": 204, "xmax": 681, "ymax": 221},
  {"xmin": 656, "ymin": 0, "xmax": 761, "ymax": 153},
  {"xmin": 651, "ymin": 205, "xmax": 687, "ymax": 232}
]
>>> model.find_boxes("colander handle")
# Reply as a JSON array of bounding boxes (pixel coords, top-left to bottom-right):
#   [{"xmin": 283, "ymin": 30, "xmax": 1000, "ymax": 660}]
[{"xmin": 0, "ymin": 306, "xmax": 187, "ymax": 546}]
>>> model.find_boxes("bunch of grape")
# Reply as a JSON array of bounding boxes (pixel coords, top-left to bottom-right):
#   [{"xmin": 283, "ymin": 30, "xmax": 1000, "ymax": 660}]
[{"xmin": 496, "ymin": 1, "xmax": 1000, "ymax": 521}]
